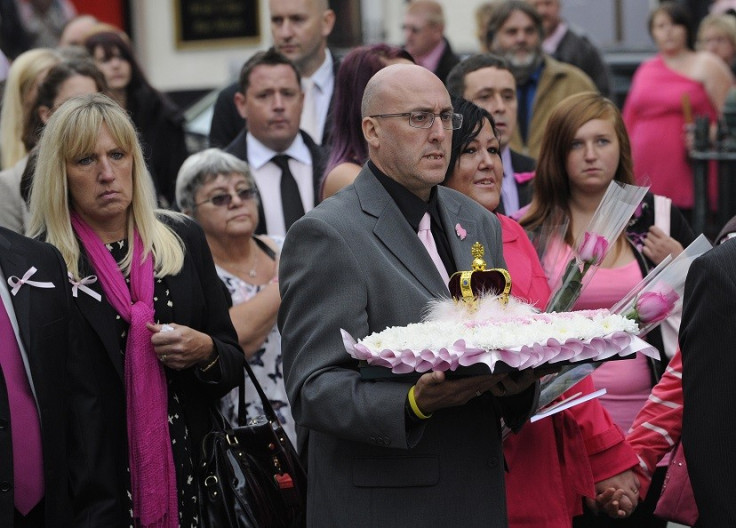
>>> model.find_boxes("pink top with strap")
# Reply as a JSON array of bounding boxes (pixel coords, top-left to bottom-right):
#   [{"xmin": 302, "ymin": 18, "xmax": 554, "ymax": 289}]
[{"xmin": 623, "ymin": 55, "xmax": 718, "ymax": 210}]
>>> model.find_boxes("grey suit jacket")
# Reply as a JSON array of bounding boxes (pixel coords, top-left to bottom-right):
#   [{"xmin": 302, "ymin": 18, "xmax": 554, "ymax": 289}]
[{"xmin": 278, "ymin": 165, "xmax": 536, "ymax": 527}]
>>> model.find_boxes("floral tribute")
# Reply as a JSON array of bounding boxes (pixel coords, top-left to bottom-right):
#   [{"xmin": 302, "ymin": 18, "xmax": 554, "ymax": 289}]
[{"xmin": 342, "ymin": 296, "xmax": 657, "ymax": 375}]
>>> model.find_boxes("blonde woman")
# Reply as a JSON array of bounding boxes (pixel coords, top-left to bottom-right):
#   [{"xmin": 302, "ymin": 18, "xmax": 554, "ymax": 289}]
[
  {"xmin": 0, "ymin": 48, "xmax": 61, "ymax": 169},
  {"xmin": 697, "ymin": 13, "xmax": 736, "ymax": 74},
  {"xmin": 29, "ymin": 93, "xmax": 243, "ymax": 527}
]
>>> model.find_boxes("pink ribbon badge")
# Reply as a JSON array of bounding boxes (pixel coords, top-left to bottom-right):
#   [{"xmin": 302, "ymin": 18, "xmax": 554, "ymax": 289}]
[{"xmin": 7, "ymin": 267, "xmax": 55, "ymax": 296}]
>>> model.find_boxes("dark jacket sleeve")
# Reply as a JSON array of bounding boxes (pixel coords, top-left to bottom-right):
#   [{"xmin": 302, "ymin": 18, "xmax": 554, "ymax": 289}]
[{"xmin": 209, "ymin": 82, "xmax": 245, "ymax": 149}]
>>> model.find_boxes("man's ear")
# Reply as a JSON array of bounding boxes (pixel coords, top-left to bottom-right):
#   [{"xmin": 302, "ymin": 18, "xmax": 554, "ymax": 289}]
[
  {"xmin": 322, "ymin": 9, "xmax": 336, "ymax": 38},
  {"xmin": 362, "ymin": 116, "xmax": 380, "ymax": 149},
  {"xmin": 39, "ymin": 105, "xmax": 52, "ymax": 125},
  {"xmin": 234, "ymin": 91, "xmax": 248, "ymax": 119}
]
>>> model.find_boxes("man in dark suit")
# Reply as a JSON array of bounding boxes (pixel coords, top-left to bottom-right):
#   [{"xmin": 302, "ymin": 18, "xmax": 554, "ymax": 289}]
[
  {"xmin": 402, "ymin": 0, "xmax": 460, "ymax": 84},
  {"xmin": 0, "ymin": 227, "xmax": 74, "ymax": 527},
  {"xmin": 210, "ymin": 0, "xmax": 338, "ymax": 148},
  {"xmin": 680, "ymin": 238, "xmax": 736, "ymax": 526},
  {"xmin": 225, "ymin": 48, "xmax": 325, "ymax": 237},
  {"xmin": 278, "ymin": 63, "xmax": 537, "ymax": 527},
  {"xmin": 447, "ymin": 54, "xmax": 537, "ymax": 216}
]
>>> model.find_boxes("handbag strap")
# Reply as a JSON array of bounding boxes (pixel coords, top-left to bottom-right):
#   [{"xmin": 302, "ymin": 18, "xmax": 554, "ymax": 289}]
[{"xmin": 237, "ymin": 359, "xmax": 281, "ymax": 427}]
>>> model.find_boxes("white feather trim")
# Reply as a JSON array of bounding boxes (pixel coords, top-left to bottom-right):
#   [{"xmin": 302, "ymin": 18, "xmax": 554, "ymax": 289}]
[{"xmin": 422, "ymin": 294, "xmax": 539, "ymax": 324}]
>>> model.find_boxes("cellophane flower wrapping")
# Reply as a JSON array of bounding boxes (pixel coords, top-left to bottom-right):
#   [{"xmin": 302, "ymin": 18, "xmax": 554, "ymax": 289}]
[
  {"xmin": 544, "ymin": 181, "xmax": 649, "ymax": 313},
  {"xmin": 610, "ymin": 234, "xmax": 712, "ymax": 336},
  {"xmin": 537, "ymin": 234, "xmax": 712, "ymax": 410}
]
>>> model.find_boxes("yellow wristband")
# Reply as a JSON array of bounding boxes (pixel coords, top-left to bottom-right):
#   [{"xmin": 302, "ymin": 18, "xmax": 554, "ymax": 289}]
[{"xmin": 408, "ymin": 385, "xmax": 432, "ymax": 419}]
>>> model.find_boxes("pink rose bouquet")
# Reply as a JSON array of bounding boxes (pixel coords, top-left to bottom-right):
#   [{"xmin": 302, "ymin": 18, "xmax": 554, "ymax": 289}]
[{"xmin": 545, "ymin": 181, "xmax": 649, "ymax": 313}]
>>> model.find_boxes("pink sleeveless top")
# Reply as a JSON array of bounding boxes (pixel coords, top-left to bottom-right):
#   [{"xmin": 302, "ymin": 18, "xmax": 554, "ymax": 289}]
[{"xmin": 545, "ymin": 246, "xmax": 649, "ymax": 433}]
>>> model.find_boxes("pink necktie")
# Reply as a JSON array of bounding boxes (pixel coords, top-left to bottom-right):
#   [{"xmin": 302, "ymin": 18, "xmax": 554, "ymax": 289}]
[
  {"xmin": 418, "ymin": 212, "xmax": 451, "ymax": 287},
  {"xmin": 0, "ymin": 299, "xmax": 44, "ymax": 515}
]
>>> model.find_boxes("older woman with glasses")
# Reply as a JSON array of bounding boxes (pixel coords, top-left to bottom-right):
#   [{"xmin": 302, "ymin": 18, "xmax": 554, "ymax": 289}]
[{"xmin": 176, "ymin": 148, "xmax": 295, "ymax": 443}]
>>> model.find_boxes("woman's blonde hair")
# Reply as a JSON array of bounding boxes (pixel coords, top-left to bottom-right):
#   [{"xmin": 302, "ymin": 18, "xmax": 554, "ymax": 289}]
[
  {"xmin": 28, "ymin": 93, "xmax": 185, "ymax": 279},
  {"xmin": 697, "ymin": 14, "xmax": 736, "ymax": 53},
  {"xmin": 520, "ymin": 92, "xmax": 634, "ymax": 244},
  {"xmin": 0, "ymin": 48, "xmax": 62, "ymax": 169}
]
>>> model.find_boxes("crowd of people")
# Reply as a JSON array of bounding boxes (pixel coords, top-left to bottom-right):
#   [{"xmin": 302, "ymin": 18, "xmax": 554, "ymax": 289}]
[{"xmin": 1, "ymin": 0, "xmax": 736, "ymax": 527}]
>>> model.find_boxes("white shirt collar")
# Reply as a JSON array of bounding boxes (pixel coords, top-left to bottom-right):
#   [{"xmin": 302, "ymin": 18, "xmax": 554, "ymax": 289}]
[
  {"xmin": 306, "ymin": 49, "xmax": 334, "ymax": 92},
  {"xmin": 246, "ymin": 132, "xmax": 313, "ymax": 170}
]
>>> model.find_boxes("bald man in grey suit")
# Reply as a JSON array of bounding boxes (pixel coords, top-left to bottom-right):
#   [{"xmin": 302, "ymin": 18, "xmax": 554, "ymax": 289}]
[{"xmin": 278, "ymin": 64, "xmax": 537, "ymax": 527}]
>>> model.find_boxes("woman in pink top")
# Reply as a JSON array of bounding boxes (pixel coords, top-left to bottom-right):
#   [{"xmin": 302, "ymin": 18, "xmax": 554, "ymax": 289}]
[
  {"xmin": 521, "ymin": 92, "xmax": 695, "ymax": 527},
  {"xmin": 444, "ymin": 97, "xmax": 641, "ymax": 528},
  {"xmin": 623, "ymin": 2, "xmax": 732, "ymax": 214}
]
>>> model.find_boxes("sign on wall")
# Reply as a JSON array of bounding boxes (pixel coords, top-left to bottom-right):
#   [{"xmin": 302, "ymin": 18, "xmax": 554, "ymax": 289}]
[{"xmin": 173, "ymin": 0, "xmax": 260, "ymax": 49}]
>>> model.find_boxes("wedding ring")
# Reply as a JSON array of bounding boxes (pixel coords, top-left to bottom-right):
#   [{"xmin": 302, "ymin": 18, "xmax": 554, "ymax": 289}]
[
  {"xmin": 475, "ymin": 390, "xmax": 482, "ymax": 397},
  {"xmin": 160, "ymin": 324, "xmax": 174, "ymax": 333},
  {"xmin": 160, "ymin": 354, "xmax": 167, "ymax": 362}
]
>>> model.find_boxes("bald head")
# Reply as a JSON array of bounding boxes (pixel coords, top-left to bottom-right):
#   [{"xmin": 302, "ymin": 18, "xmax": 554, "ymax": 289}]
[
  {"xmin": 362, "ymin": 63, "xmax": 447, "ymax": 118},
  {"xmin": 59, "ymin": 14, "xmax": 98, "ymax": 47},
  {"xmin": 403, "ymin": 0, "xmax": 446, "ymax": 58},
  {"xmin": 361, "ymin": 64, "xmax": 453, "ymax": 200}
]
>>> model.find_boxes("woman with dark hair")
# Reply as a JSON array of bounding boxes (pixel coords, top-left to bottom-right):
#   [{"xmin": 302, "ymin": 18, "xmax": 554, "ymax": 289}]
[
  {"xmin": 85, "ymin": 30, "xmax": 188, "ymax": 207},
  {"xmin": 444, "ymin": 97, "xmax": 640, "ymax": 527},
  {"xmin": 520, "ymin": 92, "xmax": 695, "ymax": 527},
  {"xmin": 320, "ymin": 44, "xmax": 413, "ymax": 200},
  {"xmin": 0, "ymin": 57, "xmax": 104, "ymax": 234},
  {"xmin": 623, "ymin": 1, "xmax": 732, "ymax": 218}
]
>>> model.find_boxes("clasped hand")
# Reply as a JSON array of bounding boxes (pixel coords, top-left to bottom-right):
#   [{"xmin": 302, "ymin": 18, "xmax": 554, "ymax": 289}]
[
  {"xmin": 412, "ymin": 370, "xmax": 536, "ymax": 414},
  {"xmin": 587, "ymin": 469, "xmax": 640, "ymax": 519},
  {"xmin": 146, "ymin": 322, "xmax": 215, "ymax": 370}
]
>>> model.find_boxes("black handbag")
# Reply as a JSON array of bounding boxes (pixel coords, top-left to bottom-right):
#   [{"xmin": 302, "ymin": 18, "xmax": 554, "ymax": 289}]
[{"xmin": 198, "ymin": 360, "xmax": 307, "ymax": 528}]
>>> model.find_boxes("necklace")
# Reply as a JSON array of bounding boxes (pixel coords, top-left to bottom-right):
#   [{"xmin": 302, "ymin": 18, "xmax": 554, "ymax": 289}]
[{"xmin": 248, "ymin": 239, "xmax": 258, "ymax": 278}]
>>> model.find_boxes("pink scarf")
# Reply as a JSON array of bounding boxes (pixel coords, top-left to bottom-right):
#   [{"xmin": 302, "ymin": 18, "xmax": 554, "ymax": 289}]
[{"xmin": 71, "ymin": 213, "xmax": 178, "ymax": 528}]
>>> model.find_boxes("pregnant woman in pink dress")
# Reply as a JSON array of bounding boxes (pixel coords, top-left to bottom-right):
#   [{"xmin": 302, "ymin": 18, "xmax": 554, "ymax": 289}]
[{"xmin": 623, "ymin": 2, "xmax": 732, "ymax": 216}]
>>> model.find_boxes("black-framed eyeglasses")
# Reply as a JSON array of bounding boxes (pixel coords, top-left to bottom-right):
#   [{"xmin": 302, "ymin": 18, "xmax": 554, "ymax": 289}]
[
  {"xmin": 369, "ymin": 111, "xmax": 463, "ymax": 130},
  {"xmin": 194, "ymin": 188, "xmax": 258, "ymax": 208}
]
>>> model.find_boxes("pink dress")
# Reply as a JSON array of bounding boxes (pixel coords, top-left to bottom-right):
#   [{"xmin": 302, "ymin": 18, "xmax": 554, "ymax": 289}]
[{"xmin": 623, "ymin": 55, "xmax": 718, "ymax": 210}]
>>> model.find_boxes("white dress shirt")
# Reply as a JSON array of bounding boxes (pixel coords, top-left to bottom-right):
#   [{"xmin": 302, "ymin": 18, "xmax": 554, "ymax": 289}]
[
  {"xmin": 246, "ymin": 132, "xmax": 315, "ymax": 237},
  {"xmin": 300, "ymin": 50, "xmax": 334, "ymax": 144},
  {"xmin": 500, "ymin": 147, "xmax": 520, "ymax": 216}
]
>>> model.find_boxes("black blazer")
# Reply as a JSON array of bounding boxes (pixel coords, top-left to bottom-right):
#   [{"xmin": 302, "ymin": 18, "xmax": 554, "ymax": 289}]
[
  {"xmin": 224, "ymin": 129, "xmax": 326, "ymax": 235},
  {"xmin": 209, "ymin": 53, "xmax": 341, "ymax": 149},
  {"xmin": 434, "ymin": 37, "xmax": 461, "ymax": 86},
  {"xmin": 0, "ymin": 227, "xmax": 73, "ymax": 527},
  {"xmin": 66, "ymin": 216, "xmax": 243, "ymax": 526},
  {"xmin": 496, "ymin": 149, "xmax": 536, "ymax": 215},
  {"xmin": 680, "ymin": 239, "xmax": 736, "ymax": 526}
]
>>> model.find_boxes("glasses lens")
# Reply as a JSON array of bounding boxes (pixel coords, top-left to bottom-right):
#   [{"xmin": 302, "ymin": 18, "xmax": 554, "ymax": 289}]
[
  {"xmin": 237, "ymin": 188, "xmax": 256, "ymax": 200},
  {"xmin": 410, "ymin": 111, "xmax": 433, "ymax": 128},
  {"xmin": 450, "ymin": 113, "xmax": 463, "ymax": 130},
  {"xmin": 210, "ymin": 194, "xmax": 232, "ymax": 207}
]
